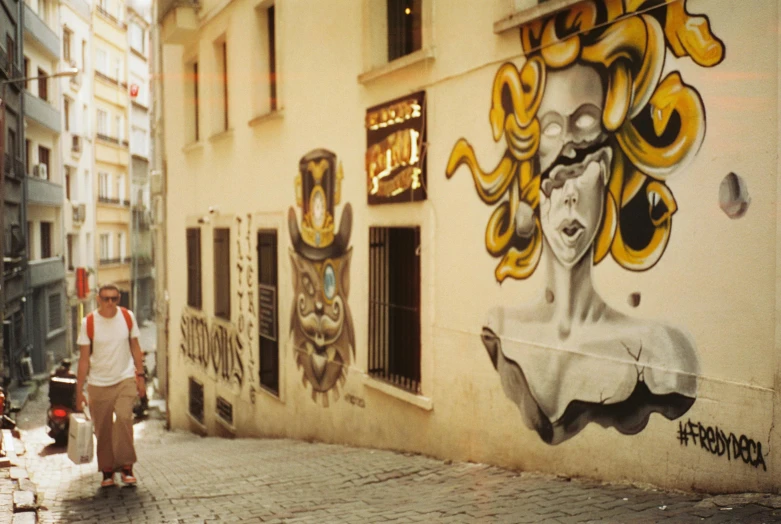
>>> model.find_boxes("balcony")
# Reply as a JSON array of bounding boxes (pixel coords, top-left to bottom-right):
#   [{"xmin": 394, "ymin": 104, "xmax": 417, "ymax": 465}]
[
  {"xmin": 30, "ymin": 257, "xmax": 65, "ymax": 288},
  {"xmin": 96, "ymin": 5, "xmax": 127, "ymax": 29},
  {"xmin": 23, "ymin": 4, "xmax": 60, "ymax": 60},
  {"xmin": 98, "ymin": 196, "xmax": 131, "ymax": 206},
  {"xmin": 159, "ymin": 0, "xmax": 200, "ymax": 44},
  {"xmin": 95, "ymin": 70, "xmax": 120, "ymax": 87},
  {"xmin": 27, "ymin": 175, "xmax": 63, "ymax": 206},
  {"xmin": 24, "ymin": 91, "xmax": 61, "ymax": 133},
  {"xmin": 99, "ymin": 257, "xmax": 131, "ymax": 266},
  {"xmin": 96, "ymin": 133, "xmax": 126, "ymax": 147}
]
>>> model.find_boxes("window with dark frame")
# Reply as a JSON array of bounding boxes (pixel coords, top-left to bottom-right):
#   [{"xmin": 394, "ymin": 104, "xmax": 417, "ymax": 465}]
[
  {"xmin": 64, "ymin": 166, "xmax": 71, "ymax": 200},
  {"xmin": 387, "ymin": 0, "xmax": 422, "ymax": 62},
  {"xmin": 267, "ymin": 5, "xmax": 277, "ymax": 111},
  {"xmin": 38, "ymin": 146, "xmax": 50, "ymax": 177},
  {"xmin": 257, "ymin": 230, "xmax": 279, "ymax": 394},
  {"xmin": 37, "ymin": 67, "xmax": 48, "ymax": 101},
  {"xmin": 66, "ymin": 234, "xmax": 74, "ymax": 271},
  {"xmin": 188, "ymin": 377, "xmax": 205, "ymax": 424},
  {"xmin": 64, "ymin": 97, "xmax": 70, "ymax": 131},
  {"xmin": 48, "ymin": 293, "xmax": 63, "ymax": 330},
  {"xmin": 6, "ymin": 35, "xmax": 14, "ymax": 63},
  {"xmin": 7, "ymin": 129, "xmax": 15, "ymax": 160},
  {"xmin": 193, "ymin": 62, "xmax": 199, "ymax": 141},
  {"xmin": 25, "ymin": 139, "xmax": 30, "ymax": 173},
  {"xmin": 222, "ymin": 42, "xmax": 228, "ymax": 130},
  {"xmin": 23, "ymin": 57, "xmax": 29, "ymax": 89},
  {"xmin": 186, "ymin": 228, "xmax": 202, "ymax": 309},
  {"xmin": 40, "ymin": 222, "xmax": 52, "ymax": 258},
  {"xmin": 368, "ymin": 226, "xmax": 421, "ymax": 394},
  {"xmin": 213, "ymin": 227, "xmax": 231, "ymax": 320}
]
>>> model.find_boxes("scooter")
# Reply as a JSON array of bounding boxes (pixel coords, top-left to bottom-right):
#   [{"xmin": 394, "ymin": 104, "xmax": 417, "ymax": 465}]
[{"xmin": 47, "ymin": 359, "xmax": 77, "ymax": 445}]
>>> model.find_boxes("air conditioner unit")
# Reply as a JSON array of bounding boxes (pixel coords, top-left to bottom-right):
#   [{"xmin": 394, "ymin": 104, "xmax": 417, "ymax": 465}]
[{"xmin": 35, "ymin": 163, "xmax": 48, "ymax": 179}]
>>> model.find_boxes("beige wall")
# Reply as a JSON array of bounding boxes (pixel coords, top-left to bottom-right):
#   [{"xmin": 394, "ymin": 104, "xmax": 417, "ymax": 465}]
[{"xmin": 162, "ymin": 0, "xmax": 781, "ymax": 493}]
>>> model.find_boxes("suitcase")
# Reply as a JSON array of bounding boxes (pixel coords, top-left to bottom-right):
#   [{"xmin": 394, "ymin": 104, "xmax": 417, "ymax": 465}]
[{"xmin": 67, "ymin": 413, "xmax": 94, "ymax": 465}]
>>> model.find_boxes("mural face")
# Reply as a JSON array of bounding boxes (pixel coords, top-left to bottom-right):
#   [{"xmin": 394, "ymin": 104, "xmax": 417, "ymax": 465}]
[
  {"xmin": 289, "ymin": 149, "xmax": 355, "ymax": 406},
  {"xmin": 446, "ymin": 0, "xmax": 724, "ymax": 444}
]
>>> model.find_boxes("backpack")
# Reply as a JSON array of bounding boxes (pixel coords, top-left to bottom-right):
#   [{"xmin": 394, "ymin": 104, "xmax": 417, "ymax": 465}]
[{"xmin": 86, "ymin": 307, "xmax": 133, "ymax": 355}]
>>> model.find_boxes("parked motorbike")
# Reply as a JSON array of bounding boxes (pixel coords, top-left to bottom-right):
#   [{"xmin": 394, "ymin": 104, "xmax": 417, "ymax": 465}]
[
  {"xmin": 0, "ymin": 382, "xmax": 19, "ymax": 430},
  {"xmin": 47, "ymin": 359, "xmax": 77, "ymax": 445}
]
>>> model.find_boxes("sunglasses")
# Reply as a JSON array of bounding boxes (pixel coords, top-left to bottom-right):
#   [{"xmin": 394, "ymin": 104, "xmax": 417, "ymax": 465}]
[{"xmin": 100, "ymin": 295, "xmax": 120, "ymax": 302}]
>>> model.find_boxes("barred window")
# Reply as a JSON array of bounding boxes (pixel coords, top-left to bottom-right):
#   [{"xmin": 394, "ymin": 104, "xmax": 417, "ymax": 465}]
[
  {"xmin": 48, "ymin": 293, "xmax": 63, "ymax": 331},
  {"xmin": 368, "ymin": 226, "xmax": 421, "ymax": 393}
]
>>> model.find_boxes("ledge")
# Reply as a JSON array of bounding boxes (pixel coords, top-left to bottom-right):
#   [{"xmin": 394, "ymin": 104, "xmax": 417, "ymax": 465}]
[
  {"xmin": 362, "ymin": 373, "xmax": 433, "ymax": 412},
  {"xmin": 494, "ymin": 0, "xmax": 584, "ymax": 34},
  {"xmin": 358, "ymin": 46, "xmax": 435, "ymax": 85},
  {"xmin": 248, "ymin": 110, "xmax": 284, "ymax": 128},
  {"xmin": 182, "ymin": 140, "xmax": 204, "ymax": 153},
  {"xmin": 208, "ymin": 128, "xmax": 234, "ymax": 144}
]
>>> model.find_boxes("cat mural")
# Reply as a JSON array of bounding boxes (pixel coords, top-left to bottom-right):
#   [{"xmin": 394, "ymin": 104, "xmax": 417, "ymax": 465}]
[{"xmin": 288, "ymin": 149, "xmax": 355, "ymax": 406}]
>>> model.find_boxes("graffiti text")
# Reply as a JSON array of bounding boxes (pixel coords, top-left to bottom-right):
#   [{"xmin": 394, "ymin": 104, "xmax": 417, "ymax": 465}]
[{"xmin": 677, "ymin": 419, "xmax": 766, "ymax": 471}]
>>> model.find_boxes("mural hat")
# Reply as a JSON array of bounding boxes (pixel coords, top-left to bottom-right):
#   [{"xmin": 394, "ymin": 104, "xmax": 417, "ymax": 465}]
[{"xmin": 289, "ymin": 148, "xmax": 352, "ymax": 261}]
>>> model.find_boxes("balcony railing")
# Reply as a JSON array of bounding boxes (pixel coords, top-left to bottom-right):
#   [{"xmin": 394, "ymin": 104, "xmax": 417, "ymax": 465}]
[
  {"xmin": 96, "ymin": 5, "xmax": 126, "ymax": 28},
  {"xmin": 95, "ymin": 70, "xmax": 120, "ymax": 86},
  {"xmin": 96, "ymin": 133, "xmax": 119, "ymax": 145},
  {"xmin": 99, "ymin": 257, "xmax": 131, "ymax": 266},
  {"xmin": 97, "ymin": 196, "xmax": 131, "ymax": 206}
]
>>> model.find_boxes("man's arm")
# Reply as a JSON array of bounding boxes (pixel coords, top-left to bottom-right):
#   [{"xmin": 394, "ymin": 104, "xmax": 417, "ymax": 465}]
[
  {"xmin": 75, "ymin": 344, "xmax": 91, "ymax": 412},
  {"xmin": 130, "ymin": 337, "xmax": 146, "ymax": 398}
]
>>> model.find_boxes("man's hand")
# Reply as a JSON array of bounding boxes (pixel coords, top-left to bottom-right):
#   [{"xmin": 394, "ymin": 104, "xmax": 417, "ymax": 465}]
[
  {"xmin": 135, "ymin": 375, "xmax": 147, "ymax": 398},
  {"xmin": 75, "ymin": 391, "xmax": 86, "ymax": 413}
]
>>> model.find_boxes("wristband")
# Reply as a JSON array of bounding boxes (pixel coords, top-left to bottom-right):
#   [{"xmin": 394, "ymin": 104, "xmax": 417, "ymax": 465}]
[{"xmin": 136, "ymin": 372, "xmax": 145, "ymax": 377}]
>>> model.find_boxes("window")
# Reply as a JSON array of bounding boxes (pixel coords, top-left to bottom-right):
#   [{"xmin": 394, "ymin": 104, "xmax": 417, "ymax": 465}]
[
  {"xmin": 188, "ymin": 377, "xmax": 204, "ymax": 424},
  {"xmin": 368, "ymin": 227, "xmax": 421, "ymax": 393},
  {"xmin": 258, "ymin": 230, "xmax": 279, "ymax": 393},
  {"xmin": 83, "ymin": 103, "xmax": 89, "ymax": 135},
  {"xmin": 40, "ymin": 222, "xmax": 53, "ymax": 258},
  {"xmin": 117, "ymin": 174, "xmax": 125, "ymax": 202},
  {"xmin": 97, "ymin": 109, "xmax": 108, "ymax": 136},
  {"xmin": 213, "ymin": 39, "xmax": 228, "ymax": 133},
  {"xmin": 7, "ymin": 129, "xmax": 16, "ymax": 159},
  {"xmin": 113, "ymin": 57, "xmax": 121, "ymax": 82},
  {"xmin": 82, "ymin": 40, "xmax": 86, "ymax": 68},
  {"xmin": 186, "ymin": 61, "xmax": 199, "ymax": 142},
  {"xmin": 6, "ymin": 34, "xmax": 14, "ymax": 63},
  {"xmin": 213, "ymin": 228, "xmax": 230, "ymax": 320},
  {"xmin": 23, "ymin": 57, "xmax": 29, "ymax": 89},
  {"xmin": 387, "ymin": 0, "xmax": 422, "ymax": 61},
  {"xmin": 64, "ymin": 97, "xmax": 70, "ymax": 131},
  {"xmin": 186, "ymin": 228, "xmax": 202, "ymax": 309},
  {"xmin": 63, "ymin": 28, "xmax": 72, "ymax": 62},
  {"xmin": 115, "ymin": 115, "xmax": 122, "ymax": 141},
  {"xmin": 25, "ymin": 139, "xmax": 30, "ymax": 174},
  {"xmin": 99, "ymin": 172, "xmax": 110, "ymax": 198},
  {"xmin": 66, "ymin": 234, "xmax": 74, "ymax": 270},
  {"xmin": 65, "ymin": 166, "xmax": 71, "ymax": 200},
  {"xmin": 37, "ymin": 68, "xmax": 48, "ymax": 101},
  {"xmin": 130, "ymin": 23, "xmax": 144, "ymax": 54},
  {"xmin": 96, "ymin": 48, "xmax": 108, "ymax": 75},
  {"xmin": 38, "ymin": 146, "xmax": 50, "ymax": 178},
  {"xmin": 99, "ymin": 233, "xmax": 110, "ymax": 260},
  {"xmin": 267, "ymin": 5, "xmax": 277, "ymax": 111},
  {"xmin": 48, "ymin": 293, "xmax": 63, "ymax": 331}
]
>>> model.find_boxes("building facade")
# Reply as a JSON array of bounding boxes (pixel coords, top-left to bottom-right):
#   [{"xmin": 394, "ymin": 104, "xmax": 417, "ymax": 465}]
[
  {"xmin": 23, "ymin": 0, "xmax": 67, "ymax": 373},
  {"xmin": 92, "ymin": 0, "xmax": 131, "ymax": 306},
  {"xmin": 158, "ymin": 0, "xmax": 781, "ymax": 492},
  {"xmin": 60, "ymin": 0, "xmax": 94, "ymax": 354},
  {"xmin": 1, "ymin": 0, "xmax": 29, "ymax": 383}
]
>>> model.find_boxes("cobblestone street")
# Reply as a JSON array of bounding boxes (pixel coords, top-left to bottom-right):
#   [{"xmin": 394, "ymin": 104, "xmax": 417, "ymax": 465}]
[{"xmin": 5, "ymin": 381, "xmax": 780, "ymax": 523}]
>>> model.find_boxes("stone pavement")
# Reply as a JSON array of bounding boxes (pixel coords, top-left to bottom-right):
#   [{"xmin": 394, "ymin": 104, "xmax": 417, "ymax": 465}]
[{"xmin": 8, "ymin": 338, "xmax": 781, "ymax": 523}]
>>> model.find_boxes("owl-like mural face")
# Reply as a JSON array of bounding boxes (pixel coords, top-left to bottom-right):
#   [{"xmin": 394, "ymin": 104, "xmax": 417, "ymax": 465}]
[
  {"xmin": 288, "ymin": 148, "xmax": 354, "ymax": 406},
  {"xmin": 537, "ymin": 64, "xmax": 612, "ymax": 268}
]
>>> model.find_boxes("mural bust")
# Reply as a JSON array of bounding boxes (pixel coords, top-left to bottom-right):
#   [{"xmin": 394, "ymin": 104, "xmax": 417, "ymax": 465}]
[{"xmin": 447, "ymin": 0, "xmax": 724, "ymax": 444}]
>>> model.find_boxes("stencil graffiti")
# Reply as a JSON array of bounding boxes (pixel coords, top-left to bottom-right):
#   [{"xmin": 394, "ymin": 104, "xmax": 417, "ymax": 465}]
[
  {"xmin": 181, "ymin": 308, "xmax": 245, "ymax": 386},
  {"xmin": 289, "ymin": 149, "xmax": 355, "ymax": 406},
  {"xmin": 236, "ymin": 214, "xmax": 256, "ymax": 387},
  {"xmin": 446, "ymin": 0, "xmax": 724, "ymax": 444},
  {"xmin": 677, "ymin": 419, "xmax": 766, "ymax": 471}
]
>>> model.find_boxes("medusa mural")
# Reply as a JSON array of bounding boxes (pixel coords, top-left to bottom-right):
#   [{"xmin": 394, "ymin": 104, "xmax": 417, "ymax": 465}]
[
  {"xmin": 289, "ymin": 149, "xmax": 355, "ymax": 406},
  {"xmin": 446, "ymin": 0, "xmax": 724, "ymax": 444}
]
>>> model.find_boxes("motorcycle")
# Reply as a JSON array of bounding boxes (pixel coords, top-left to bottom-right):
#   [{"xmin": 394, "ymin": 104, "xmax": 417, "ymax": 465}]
[{"xmin": 47, "ymin": 359, "xmax": 78, "ymax": 445}]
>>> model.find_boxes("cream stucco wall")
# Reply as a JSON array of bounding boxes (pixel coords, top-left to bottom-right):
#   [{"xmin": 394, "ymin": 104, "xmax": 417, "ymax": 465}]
[{"xmin": 161, "ymin": 0, "xmax": 781, "ymax": 493}]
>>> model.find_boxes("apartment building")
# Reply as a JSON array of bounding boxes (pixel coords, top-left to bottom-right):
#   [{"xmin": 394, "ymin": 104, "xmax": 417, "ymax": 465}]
[
  {"xmin": 60, "ymin": 0, "xmax": 93, "ymax": 353},
  {"xmin": 93, "ymin": 0, "xmax": 131, "ymax": 306},
  {"xmin": 158, "ymin": 0, "xmax": 781, "ymax": 493},
  {"xmin": 23, "ymin": 0, "xmax": 67, "ymax": 372},
  {"xmin": 1, "ymin": 0, "xmax": 28, "ymax": 383},
  {"xmin": 127, "ymin": 0, "xmax": 153, "ymax": 324}
]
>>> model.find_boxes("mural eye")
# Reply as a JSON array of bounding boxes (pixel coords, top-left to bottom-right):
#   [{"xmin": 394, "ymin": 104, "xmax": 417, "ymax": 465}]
[
  {"xmin": 303, "ymin": 275, "xmax": 315, "ymax": 296},
  {"xmin": 543, "ymin": 122, "xmax": 562, "ymax": 137},
  {"xmin": 323, "ymin": 264, "xmax": 336, "ymax": 301},
  {"xmin": 575, "ymin": 113, "xmax": 597, "ymax": 130}
]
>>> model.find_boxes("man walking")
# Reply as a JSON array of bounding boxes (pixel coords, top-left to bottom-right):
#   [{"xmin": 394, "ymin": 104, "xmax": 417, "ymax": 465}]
[{"xmin": 75, "ymin": 283, "xmax": 146, "ymax": 487}]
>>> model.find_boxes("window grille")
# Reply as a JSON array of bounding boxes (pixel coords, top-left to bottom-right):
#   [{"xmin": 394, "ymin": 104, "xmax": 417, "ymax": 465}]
[
  {"xmin": 368, "ymin": 226, "xmax": 421, "ymax": 393},
  {"xmin": 257, "ymin": 230, "xmax": 279, "ymax": 394},
  {"xmin": 213, "ymin": 228, "xmax": 230, "ymax": 319},
  {"xmin": 188, "ymin": 377, "xmax": 204, "ymax": 424},
  {"xmin": 387, "ymin": 0, "xmax": 422, "ymax": 62},
  {"xmin": 48, "ymin": 293, "xmax": 63, "ymax": 331},
  {"xmin": 186, "ymin": 228, "xmax": 202, "ymax": 309}
]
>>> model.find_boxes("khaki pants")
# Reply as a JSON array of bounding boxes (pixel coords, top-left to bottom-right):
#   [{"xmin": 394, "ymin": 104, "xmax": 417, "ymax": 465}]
[{"xmin": 87, "ymin": 378, "xmax": 137, "ymax": 472}]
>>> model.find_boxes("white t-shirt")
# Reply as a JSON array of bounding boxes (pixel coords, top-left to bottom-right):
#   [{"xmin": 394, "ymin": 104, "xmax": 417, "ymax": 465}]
[{"xmin": 77, "ymin": 309, "xmax": 141, "ymax": 387}]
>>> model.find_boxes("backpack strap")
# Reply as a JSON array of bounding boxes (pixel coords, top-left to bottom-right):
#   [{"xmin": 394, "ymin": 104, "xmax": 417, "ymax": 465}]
[{"xmin": 86, "ymin": 308, "xmax": 134, "ymax": 355}]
